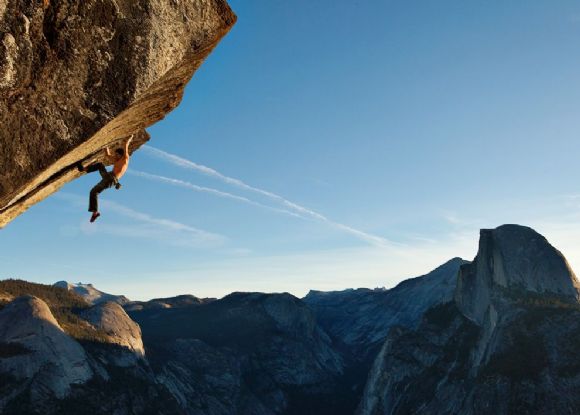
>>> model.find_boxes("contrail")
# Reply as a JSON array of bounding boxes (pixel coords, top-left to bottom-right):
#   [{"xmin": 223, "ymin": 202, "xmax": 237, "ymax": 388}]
[
  {"xmin": 141, "ymin": 145, "xmax": 394, "ymax": 248},
  {"xmin": 129, "ymin": 170, "xmax": 303, "ymax": 219},
  {"xmin": 55, "ymin": 192, "xmax": 226, "ymax": 246}
]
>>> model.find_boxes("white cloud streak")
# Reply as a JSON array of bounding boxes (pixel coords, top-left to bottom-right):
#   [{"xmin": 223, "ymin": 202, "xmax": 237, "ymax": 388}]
[
  {"xmin": 128, "ymin": 170, "xmax": 303, "ymax": 218},
  {"xmin": 141, "ymin": 145, "xmax": 395, "ymax": 248},
  {"xmin": 56, "ymin": 193, "xmax": 226, "ymax": 247}
]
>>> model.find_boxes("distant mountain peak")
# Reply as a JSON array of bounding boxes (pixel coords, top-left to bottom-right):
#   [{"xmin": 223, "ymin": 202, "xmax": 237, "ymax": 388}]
[
  {"xmin": 54, "ymin": 281, "xmax": 130, "ymax": 306},
  {"xmin": 303, "ymin": 257, "xmax": 467, "ymax": 359},
  {"xmin": 123, "ymin": 293, "xmax": 213, "ymax": 312},
  {"xmin": 455, "ymin": 224, "xmax": 580, "ymax": 324}
]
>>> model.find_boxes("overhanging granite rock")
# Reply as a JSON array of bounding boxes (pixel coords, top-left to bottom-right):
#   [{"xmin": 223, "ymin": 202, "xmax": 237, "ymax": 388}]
[{"xmin": 0, "ymin": 0, "xmax": 236, "ymax": 227}]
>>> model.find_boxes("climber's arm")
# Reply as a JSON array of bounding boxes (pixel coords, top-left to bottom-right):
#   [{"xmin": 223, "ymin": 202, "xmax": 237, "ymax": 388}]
[{"xmin": 124, "ymin": 135, "xmax": 133, "ymax": 159}]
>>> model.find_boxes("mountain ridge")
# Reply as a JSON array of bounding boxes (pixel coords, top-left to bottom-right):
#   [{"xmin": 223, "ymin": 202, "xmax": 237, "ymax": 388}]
[
  {"xmin": 358, "ymin": 224, "xmax": 580, "ymax": 415},
  {"xmin": 2, "ymin": 224, "xmax": 580, "ymax": 414},
  {"xmin": 54, "ymin": 281, "xmax": 130, "ymax": 306}
]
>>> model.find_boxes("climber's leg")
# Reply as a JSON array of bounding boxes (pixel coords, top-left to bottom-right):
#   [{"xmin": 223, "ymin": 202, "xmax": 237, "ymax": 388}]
[
  {"xmin": 85, "ymin": 163, "xmax": 108, "ymax": 179},
  {"xmin": 88, "ymin": 177, "xmax": 114, "ymax": 222},
  {"xmin": 89, "ymin": 180, "xmax": 106, "ymax": 212}
]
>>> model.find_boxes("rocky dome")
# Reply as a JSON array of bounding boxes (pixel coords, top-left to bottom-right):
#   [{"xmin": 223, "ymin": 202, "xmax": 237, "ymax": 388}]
[
  {"xmin": 81, "ymin": 301, "xmax": 144, "ymax": 356},
  {"xmin": 0, "ymin": 295, "xmax": 92, "ymax": 401},
  {"xmin": 357, "ymin": 225, "xmax": 580, "ymax": 415},
  {"xmin": 0, "ymin": 0, "xmax": 235, "ymax": 227},
  {"xmin": 54, "ymin": 280, "xmax": 130, "ymax": 305},
  {"xmin": 455, "ymin": 224, "xmax": 580, "ymax": 324}
]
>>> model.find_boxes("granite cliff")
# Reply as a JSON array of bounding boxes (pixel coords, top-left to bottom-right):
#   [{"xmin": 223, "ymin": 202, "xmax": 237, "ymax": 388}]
[
  {"xmin": 0, "ymin": 280, "xmax": 178, "ymax": 414},
  {"xmin": 455, "ymin": 224, "xmax": 580, "ymax": 325},
  {"xmin": 304, "ymin": 257, "xmax": 467, "ymax": 359},
  {"xmin": 129, "ymin": 292, "xmax": 347, "ymax": 415},
  {"xmin": 0, "ymin": 295, "xmax": 93, "ymax": 403},
  {"xmin": 0, "ymin": 0, "xmax": 235, "ymax": 227},
  {"xmin": 357, "ymin": 225, "xmax": 580, "ymax": 415},
  {"xmin": 81, "ymin": 301, "xmax": 145, "ymax": 357}
]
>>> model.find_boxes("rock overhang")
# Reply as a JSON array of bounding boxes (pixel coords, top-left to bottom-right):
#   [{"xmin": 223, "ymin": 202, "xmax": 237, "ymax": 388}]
[{"xmin": 0, "ymin": 0, "xmax": 236, "ymax": 227}]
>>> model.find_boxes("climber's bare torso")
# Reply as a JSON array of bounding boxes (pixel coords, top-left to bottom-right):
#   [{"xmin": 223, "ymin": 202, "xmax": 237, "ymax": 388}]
[
  {"xmin": 111, "ymin": 153, "xmax": 129, "ymax": 179},
  {"xmin": 105, "ymin": 135, "xmax": 132, "ymax": 179}
]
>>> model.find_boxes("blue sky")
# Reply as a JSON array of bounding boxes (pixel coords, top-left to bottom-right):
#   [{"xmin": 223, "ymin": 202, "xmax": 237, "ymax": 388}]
[{"xmin": 3, "ymin": 0, "xmax": 580, "ymax": 300}]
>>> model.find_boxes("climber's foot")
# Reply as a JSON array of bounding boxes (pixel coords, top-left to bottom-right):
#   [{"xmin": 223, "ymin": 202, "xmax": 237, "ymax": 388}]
[{"xmin": 90, "ymin": 212, "xmax": 100, "ymax": 223}]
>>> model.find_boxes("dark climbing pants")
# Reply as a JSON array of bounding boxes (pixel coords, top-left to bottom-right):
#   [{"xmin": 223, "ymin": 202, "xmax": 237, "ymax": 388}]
[{"xmin": 88, "ymin": 163, "xmax": 115, "ymax": 212}]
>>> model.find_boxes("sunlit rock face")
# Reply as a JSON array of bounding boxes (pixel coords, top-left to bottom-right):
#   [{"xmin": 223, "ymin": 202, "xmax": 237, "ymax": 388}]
[
  {"xmin": 0, "ymin": 285, "xmax": 195, "ymax": 414},
  {"xmin": 358, "ymin": 225, "xmax": 580, "ymax": 415},
  {"xmin": 81, "ymin": 301, "xmax": 145, "ymax": 357},
  {"xmin": 0, "ymin": 296, "xmax": 92, "ymax": 406},
  {"xmin": 0, "ymin": 0, "xmax": 235, "ymax": 227},
  {"xmin": 54, "ymin": 281, "xmax": 130, "ymax": 305}
]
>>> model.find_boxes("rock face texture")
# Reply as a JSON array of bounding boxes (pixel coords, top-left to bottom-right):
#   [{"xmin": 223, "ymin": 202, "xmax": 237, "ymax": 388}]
[
  {"xmin": 455, "ymin": 224, "xmax": 580, "ymax": 324},
  {"xmin": 81, "ymin": 301, "xmax": 144, "ymax": 356},
  {"xmin": 54, "ymin": 280, "xmax": 130, "ymax": 305},
  {"xmin": 304, "ymin": 258, "xmax": 467, "ymax": 358},
  {"xmin": 130, "ymin": 291, "xmax": 348, "ymax": 415},
  {"xmin": 0, "ymin": 0, "xmax": 236, "ymax": 227},
  {"xmin": 0, "ymin": 288, "xmax": 187, "ymax": 415},
  {"xmin": 303, "ymin": 258, "xmax": 467, "ymax": 412},
  {"xmin": 357, "ymin": 224, "xmax": 580, "ymax": 415},
  {"xmin": 0, "ymin": 295, "xmax": 92, "ymax": 407}
]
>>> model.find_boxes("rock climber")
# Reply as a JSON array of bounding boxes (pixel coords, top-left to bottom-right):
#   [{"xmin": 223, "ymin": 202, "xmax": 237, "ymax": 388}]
[{"xmin": 78, "ymin": 135, "xmax": 133, "ymax": 223}]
